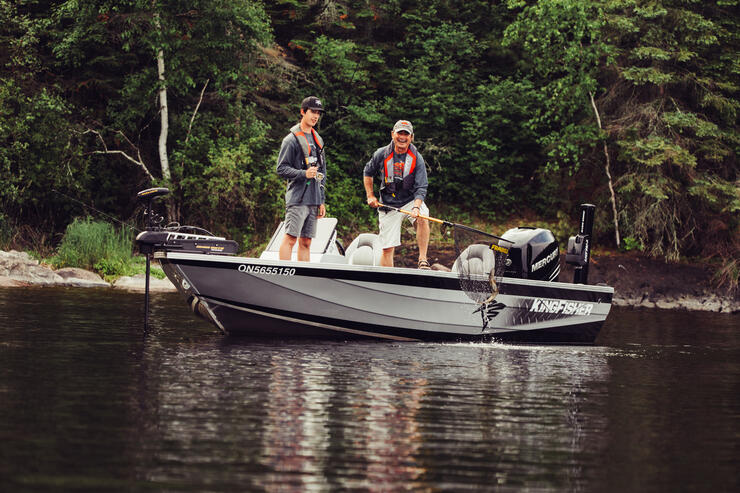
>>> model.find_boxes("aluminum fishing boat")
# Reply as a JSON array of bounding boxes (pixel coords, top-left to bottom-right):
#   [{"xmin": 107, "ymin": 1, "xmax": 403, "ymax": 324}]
[{"xmin": 136, "ymin": 189, "xmax": 613, "ymax": 343}]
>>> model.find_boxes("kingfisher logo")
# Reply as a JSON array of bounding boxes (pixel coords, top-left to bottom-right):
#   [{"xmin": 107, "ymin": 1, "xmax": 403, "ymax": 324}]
[
  {"xmin": 530, "ymin": 298, "xmax": 594, "ymax": 316},
  {"xmin": 531, "ymin": 249, "xmax": 558, "ymax": 272}
]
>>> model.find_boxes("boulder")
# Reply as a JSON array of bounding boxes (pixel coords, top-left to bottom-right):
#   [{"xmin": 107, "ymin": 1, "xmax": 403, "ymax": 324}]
[
  {"xmin": 113, "ymin": 274, "xmax": 177, "ymax": 292},
  {"xmin": 55, "ymin": 267, "xmax": 111, "ymax": 288},
  {"xmin": 0, "ymin": 250, "xmax": 64, "ymax": 286},
  {"xmin": 0, "ymin": 275, "xmax": 29, "ymax": 287}
]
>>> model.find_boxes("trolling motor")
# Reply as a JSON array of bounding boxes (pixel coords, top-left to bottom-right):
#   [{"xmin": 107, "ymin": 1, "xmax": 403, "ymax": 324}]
[
  {"xmin": 136, "ymin": 187, "xmax": 170, "ymax": 330},
  {"xmin": 565, "ymin": 203, "xmax": 595, "ymax": 284}
]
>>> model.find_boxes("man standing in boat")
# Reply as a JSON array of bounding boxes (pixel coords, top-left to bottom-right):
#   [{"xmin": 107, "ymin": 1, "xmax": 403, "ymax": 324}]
[
  {"xmin": 363, "ymin": 119, "xmax": 431, "ymax": 269},
  {"xmin": 276, "ymin": 96, "xmax": 327, "ymax": 261}
]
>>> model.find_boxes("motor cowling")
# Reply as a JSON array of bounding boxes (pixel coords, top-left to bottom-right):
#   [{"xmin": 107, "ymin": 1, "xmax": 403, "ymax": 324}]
[{"xmin": 501, "ymin": 227, "xmax": 560, "ymax": 281}]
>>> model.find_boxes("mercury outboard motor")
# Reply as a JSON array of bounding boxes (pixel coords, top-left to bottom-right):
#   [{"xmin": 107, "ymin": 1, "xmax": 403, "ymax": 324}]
[{"xmin": 501, "ymin": 227, "xmax": 560, "ymax": 281}]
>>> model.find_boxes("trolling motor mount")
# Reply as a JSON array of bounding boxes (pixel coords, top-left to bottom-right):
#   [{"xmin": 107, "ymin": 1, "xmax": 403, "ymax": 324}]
[{"xmin": 136, "ymin": 187, "xmax": 169, "ymax": 331}]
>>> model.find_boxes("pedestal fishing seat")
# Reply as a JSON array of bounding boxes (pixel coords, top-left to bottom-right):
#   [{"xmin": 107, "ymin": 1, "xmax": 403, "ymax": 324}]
[{"xmin": 344, "ymin": 233, "xmax": 382, "ymax": 266}]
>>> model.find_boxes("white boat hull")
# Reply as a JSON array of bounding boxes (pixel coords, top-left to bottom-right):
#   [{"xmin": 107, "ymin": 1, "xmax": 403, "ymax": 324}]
[{"xmin": 157, "ymin": 252, "xmax": 613, "ymax": 343}]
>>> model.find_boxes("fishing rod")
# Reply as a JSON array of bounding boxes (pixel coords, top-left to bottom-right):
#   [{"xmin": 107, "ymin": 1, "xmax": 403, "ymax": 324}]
[{"xmin": 378, "ymin": 203, "xmax": 513, "ymax": 252}]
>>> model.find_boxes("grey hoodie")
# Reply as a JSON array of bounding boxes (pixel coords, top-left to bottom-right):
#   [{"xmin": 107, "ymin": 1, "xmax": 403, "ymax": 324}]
[{"xmin": 276, "ymin": 130, "xmax": 326, "ymax": 206}]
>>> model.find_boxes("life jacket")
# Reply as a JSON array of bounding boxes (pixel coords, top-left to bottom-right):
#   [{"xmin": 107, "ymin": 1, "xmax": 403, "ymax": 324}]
[
  {"xmin": 290, "ymin": 124, "xmax": 324, "ymax": 168},
  {"xmin": 382, "ymin": 142, "xmax": 417, "ymax": 194}
]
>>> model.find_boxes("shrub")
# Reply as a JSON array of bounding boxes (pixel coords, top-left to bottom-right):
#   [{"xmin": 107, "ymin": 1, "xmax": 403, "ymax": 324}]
[{"xmin": 51, "ymin": 217, "xmax": 135, "ymax": 277}]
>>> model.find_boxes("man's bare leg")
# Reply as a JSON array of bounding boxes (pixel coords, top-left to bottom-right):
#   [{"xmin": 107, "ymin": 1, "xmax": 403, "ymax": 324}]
[
  {"xmin": 297, "ymin": 237, "xmax": 312, "ymax": 262},
  {"xmin": 279, "ymin": 234, "xmax": 297, "ymax": 260},
  {"xmin": 416, "ymin": 218, "xmax": 430, "ymax": 263},
  {"xmin": 380, "ymin": 247, "xmax": 394, "ymax": 267}
]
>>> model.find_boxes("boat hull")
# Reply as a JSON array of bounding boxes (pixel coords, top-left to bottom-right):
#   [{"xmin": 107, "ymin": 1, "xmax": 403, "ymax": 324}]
[{"xmin": 157, "ymin": 252, "xmax": 613, "ymax": 344}]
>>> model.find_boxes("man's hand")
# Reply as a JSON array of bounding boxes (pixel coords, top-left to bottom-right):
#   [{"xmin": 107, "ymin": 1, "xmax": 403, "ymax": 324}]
[
  {"xmin": 366, "ymin": 195, "xmax": 380, "ymax": 208},
  {"xmin": 318, "ymin": 204, "xmax": 326, "ymax": 218},
  {"xmin": 306, "ymin": 166, "xmax": 319, "ymax": 179}
]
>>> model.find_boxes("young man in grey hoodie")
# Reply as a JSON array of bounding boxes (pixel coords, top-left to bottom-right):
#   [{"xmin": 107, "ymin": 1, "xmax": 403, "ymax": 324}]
[{"xmin": 276, "ymin": 96, "xmax": 327, "ymax": 261}]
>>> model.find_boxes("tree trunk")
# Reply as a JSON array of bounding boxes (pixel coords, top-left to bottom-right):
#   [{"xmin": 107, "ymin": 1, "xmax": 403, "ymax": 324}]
[
  {"xmin": 590, "ymin": 92, "xmax": 620, "ymax": 247},
  {"xmin": 155, "ymin": 28, "xmax": 170, "ymax": 181},
  {"xmin": 154, "ymin": 11, "xmax": 173, "ymax": 221}
]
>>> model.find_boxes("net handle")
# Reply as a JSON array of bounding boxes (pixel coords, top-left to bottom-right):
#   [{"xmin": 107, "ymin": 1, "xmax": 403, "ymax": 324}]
[{"xmin": 378, "ymin": 203, "xmax": 513, "ymax": 246}]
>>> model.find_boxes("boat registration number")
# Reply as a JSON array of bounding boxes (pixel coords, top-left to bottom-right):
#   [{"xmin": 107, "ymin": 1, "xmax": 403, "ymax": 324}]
[{"xmin": 238, "ymin": 265, "xmax": 296, "ymax": 276}]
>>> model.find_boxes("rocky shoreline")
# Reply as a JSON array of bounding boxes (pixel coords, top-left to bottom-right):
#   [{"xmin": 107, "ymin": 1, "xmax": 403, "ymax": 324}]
[
  {"xmin": 0, "ymin": 250, "xmax": 176, "ymax": 293},
  {"xmin": 1, "ymin": 249, "xmax": 737, "ymax": 313},
  {"xmin": 563, "ymin": 252, "xmax": 739, "ymax": 314}
]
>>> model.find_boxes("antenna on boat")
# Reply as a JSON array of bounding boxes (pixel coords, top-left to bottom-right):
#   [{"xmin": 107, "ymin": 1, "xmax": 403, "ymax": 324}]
[
  {"xmin": 136, "ymin": 187, "xmax": 170, "ymax": 331},
  {"xmin": 566, "ymin": 203, "xmax": 595, "ymax": 284}
]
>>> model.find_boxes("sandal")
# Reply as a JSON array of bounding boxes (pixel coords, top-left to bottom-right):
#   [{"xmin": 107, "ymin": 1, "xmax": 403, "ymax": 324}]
[{"xmin": 418, "ymin": 259, "xmax": 431, "ymax": 270}]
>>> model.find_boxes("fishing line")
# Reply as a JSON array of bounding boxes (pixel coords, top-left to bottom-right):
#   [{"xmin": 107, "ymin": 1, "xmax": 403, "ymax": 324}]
[{"xmin": 52, "ymin": 189, "xmax": 141, "ymax": 232}]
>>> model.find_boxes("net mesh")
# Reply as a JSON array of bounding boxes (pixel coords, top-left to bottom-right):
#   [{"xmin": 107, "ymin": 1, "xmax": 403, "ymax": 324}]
[{"xmin": 452, "ymin": 225, "xmax": 510, "ymax": 304}]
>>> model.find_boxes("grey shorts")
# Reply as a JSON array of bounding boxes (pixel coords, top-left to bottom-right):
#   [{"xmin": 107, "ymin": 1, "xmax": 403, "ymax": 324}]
[{"xmin": 284, "ymin": 205, "xmax": 318, "ymax": 238}]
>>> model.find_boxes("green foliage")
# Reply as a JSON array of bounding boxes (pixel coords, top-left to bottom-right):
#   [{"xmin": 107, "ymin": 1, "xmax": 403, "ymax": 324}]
[
  {"xmin": 499, "ymin": 0, "xmax": 737, "ymax": 262},
  {"xmin": 0, "ymin": 78, "xmax": 91, "ymax": 231},
  {"xmin": 599, "ymin": 0, "xmax": 739, "ymax": 259},
  {"xmin": 461, "ymin": 77, "xmax": 542, "ymax": 210},
  {"xmin": 51, "ymin": 218, "xmax": 136, "ymax": 278},
  {"xmin": 0, "ymin": 0, "xmax": 736, "ymax": 276},
  {"xmin": 170, "ymin": 101, "xmax": 284, "ymax": 250},
  {"xmin": 621, "ymin": 236, "xmax": 643, "ymax": 252},
  {"xmin": 503, "ymin": 0, "xmax": 608, "ymax": 174}
]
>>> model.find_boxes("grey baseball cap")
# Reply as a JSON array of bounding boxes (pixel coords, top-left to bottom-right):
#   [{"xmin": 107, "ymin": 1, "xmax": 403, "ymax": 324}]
[{"xmin": 392, "ymin": 119, "xmax": 413, "ymax": 134}]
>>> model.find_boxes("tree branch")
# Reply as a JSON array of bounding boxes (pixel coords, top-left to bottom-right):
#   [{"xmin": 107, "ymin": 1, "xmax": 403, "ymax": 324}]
[
  {"xmin": 81, "ymin": 129, "xmax": 155, "ymax": 181},
  {"xmin": 185, "ymin": 78, "xmax": 209, "ymax": 145}
]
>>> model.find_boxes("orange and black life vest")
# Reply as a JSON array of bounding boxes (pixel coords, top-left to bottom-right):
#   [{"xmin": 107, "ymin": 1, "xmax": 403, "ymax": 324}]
[
  {"xmin": 381, "ymin": 142, "xmax": 417, "ymax": 194},
  {"xmin": 290, "ymin": 124, "xmax": 324, "ymax": 168}
]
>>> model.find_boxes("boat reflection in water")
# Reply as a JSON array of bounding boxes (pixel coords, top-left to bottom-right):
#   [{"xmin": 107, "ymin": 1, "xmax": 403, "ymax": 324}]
[{"xmin": 140, "ymin": 339, "xmax": 610, "ymax": 490}]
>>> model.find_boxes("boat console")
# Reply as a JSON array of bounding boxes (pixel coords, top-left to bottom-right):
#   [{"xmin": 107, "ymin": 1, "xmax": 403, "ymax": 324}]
[{"xmin": 259, "ymin": 217, "xmax": 344, "ymax": 263}]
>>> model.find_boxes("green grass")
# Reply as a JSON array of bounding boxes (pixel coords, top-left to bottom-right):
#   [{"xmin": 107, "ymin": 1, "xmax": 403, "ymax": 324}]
[{"xmin": 50, "ymin": 217, "xmax": 164, "ymax": 280}]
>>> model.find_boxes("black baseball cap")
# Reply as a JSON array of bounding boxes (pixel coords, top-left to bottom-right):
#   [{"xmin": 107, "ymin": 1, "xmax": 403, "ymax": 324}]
[{"xmin": 301, "ymin": 96, "xmax": 325, "ymax": 113}]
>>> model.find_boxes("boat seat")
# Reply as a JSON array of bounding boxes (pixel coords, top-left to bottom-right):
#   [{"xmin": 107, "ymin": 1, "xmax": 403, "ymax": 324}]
[
  {"xmin": 344, "ymin": 233, "xmax": 382, "ymax": 266},
  {"xmin": 452, "ymin": 244, "xmax": 495, "ymax": 276}
]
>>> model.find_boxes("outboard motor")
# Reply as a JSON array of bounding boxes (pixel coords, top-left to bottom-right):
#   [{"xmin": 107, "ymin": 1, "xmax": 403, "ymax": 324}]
[{"xmin": 501, "ymin": 227, "xmax": 560, "ymax": 281}]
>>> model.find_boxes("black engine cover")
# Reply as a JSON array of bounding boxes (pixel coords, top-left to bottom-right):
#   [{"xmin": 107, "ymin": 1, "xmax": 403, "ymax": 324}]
[{"xmin": 501, "ymin": 227, "xmax": 560, "ymax": 281}]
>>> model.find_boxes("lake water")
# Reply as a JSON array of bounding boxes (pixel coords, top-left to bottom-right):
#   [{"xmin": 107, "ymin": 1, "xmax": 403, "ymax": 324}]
[{"xmin": 0, "ymin": 287, "xmax": 737, "ymax": 492}]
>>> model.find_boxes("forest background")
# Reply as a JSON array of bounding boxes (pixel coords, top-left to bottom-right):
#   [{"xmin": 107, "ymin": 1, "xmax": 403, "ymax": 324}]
[{"xmin": 1, "ymin": 0, "xmax": 737, "ymax": 287}]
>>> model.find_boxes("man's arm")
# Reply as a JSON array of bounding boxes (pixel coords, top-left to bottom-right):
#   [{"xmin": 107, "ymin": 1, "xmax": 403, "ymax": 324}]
[
  {"xmin": 276, "ymin": 137, "xmax": 306, "ymax": 181},
  {"xmin": 363, "ymin": 151, "xmax": 381, "ymax": 207},
  {"xmin": 364, "ymin": 176, "xmax": 379, "ymax": 208}
]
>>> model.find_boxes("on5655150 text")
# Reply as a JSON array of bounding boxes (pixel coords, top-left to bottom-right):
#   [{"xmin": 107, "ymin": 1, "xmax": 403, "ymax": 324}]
[{"xmin": 238, "ymin": 265, "xmax": 296, "ymax": 276}]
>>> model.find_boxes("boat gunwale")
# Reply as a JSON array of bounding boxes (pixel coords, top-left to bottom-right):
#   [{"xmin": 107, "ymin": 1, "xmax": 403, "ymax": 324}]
[{"xmin": 157, "ymin": 251, "xmax": 615, "ymax": 295}]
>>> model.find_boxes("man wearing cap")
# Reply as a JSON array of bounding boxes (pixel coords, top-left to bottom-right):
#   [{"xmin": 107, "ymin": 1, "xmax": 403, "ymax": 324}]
[
  {"xmin": 276, "ymin": 96, "xmax": 327, "ymax": 261},
  {"xmin": 363, "ymin": 120, "xmax": 431, "ymax": 269}
]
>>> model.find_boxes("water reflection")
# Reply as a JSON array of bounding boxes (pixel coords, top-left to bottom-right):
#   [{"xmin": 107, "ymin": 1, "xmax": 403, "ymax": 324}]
[
  {"xmin": 259, "ymin": 351, "xmax": 333, "ymax": 492},
  {"xmin": 138, "ymin": 338, "xmax": 614, "ymax": 491}
]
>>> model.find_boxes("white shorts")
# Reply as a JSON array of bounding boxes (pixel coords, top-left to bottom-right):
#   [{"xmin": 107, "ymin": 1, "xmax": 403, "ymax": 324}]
[{"xmin": 378, "ymin": 200, "xmax": 429, "ymax": 249}]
